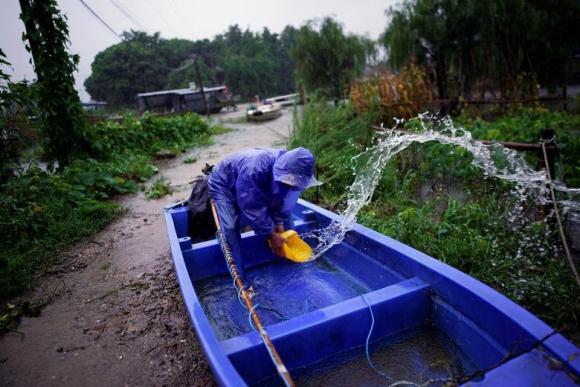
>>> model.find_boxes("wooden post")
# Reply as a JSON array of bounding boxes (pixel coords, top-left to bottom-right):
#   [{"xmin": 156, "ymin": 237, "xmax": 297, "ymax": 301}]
[
  {"xmin": 536, "ymin": 129, "xmax": 557, "ymax": 220},
  {"xmin": 563, "ymin": 85, "xmax": 567, "ymax": 112},
  {"xmin": 538, "ymin": 129, "xmax": 556, "ymax": 179},
  {"xmin": 210, "ymin": 202, "xmax": 295, "ymax": 387}
]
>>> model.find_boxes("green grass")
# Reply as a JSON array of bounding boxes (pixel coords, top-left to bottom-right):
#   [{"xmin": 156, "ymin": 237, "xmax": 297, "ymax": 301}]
[
  {"xmin": 291, "ymin": 101, "xmax": 579, "ymax": 333},
  {"xmin": 0, "ymin": 112, "xmax": 225, "ymax": 300},
  {"xmin": 208, "ymin": 124, "xmax": 232, "ymax": 135},
  {"xmin": 219, "ymin": 115, "xmax": 247, "ymax": 124},
  {"xmin": 145, "ymin": 178, "xmax": 173, "ymax": 199}
]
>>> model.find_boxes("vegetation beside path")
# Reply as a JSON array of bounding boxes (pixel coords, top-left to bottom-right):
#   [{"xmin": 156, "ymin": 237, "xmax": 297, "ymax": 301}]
[
  {"xmin": 291, "ymin": 102, "xmax": 580, "ymax": 334},
  {"xmin": 0, "ymin": 113, "xmax": 227, "ymax": 302}
]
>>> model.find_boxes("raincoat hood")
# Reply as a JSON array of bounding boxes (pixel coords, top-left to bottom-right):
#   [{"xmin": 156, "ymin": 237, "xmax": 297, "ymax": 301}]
[{"xmin": 272, "ymin": 147, "xmax": 322, "ymax": 189}]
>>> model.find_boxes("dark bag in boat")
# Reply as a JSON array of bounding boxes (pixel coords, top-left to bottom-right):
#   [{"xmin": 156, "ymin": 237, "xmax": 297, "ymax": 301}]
[{"xmin": 186, "ymin": 170, "xmax": 216, "ymax": 242}]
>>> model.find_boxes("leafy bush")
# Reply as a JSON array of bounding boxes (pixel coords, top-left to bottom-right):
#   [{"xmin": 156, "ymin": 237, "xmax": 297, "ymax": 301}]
[
  {"xmin": 85, "ymin": 112, "xmax": 212, "ymax": 158},
  {"xmin": 0, "ymin": 164, "xmax": 117, "ymax": 297},
  {"xmin": 145, "ymin": 178, "xmax": 173, "ymax": 199},
  {"xmin": 358, "ymin": 199, "xmax": 578, "ymax": 325},
  {"xmin": 0, "ymin": 113, "xmax": 221, "ymax": 299}
]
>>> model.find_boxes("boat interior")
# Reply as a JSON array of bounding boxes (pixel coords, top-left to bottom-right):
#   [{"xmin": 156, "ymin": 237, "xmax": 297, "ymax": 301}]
[{"xmin": 165, "ymin": 200, "xmax": 578, "ymax": 386}]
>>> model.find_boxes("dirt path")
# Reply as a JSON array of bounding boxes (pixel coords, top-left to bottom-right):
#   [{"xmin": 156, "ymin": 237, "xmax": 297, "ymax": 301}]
[{"xmin": 0, "ymin": 108, "xmax": 294, "ymax": 386}]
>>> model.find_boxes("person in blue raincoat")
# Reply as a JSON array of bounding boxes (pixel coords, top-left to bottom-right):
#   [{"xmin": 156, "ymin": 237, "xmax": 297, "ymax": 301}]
[{"xmin": 208, "ymin": 147, "xmax": 321, "ymax": 280}]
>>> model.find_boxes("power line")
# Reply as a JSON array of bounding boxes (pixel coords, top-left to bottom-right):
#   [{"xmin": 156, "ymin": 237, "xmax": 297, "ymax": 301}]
[
  {"xmin": 143, "ymin": 0, "xmax": 179, "ymax": 37},
  {"xmin": 77, "ymin": 0, "xmax": 121, "ymax": 39},
  {"xmin": 108, "ymin": 0, "xmax": 146, "ymax": 31},
  {"xmin": 167, "ymin": 0, "xmax": 191, "ymax": 37}
]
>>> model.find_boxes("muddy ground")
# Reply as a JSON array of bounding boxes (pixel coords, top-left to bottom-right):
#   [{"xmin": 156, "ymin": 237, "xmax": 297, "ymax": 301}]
[{"xmin": 0, "ymin": 107, "xmax": 294, "ymax": 386}]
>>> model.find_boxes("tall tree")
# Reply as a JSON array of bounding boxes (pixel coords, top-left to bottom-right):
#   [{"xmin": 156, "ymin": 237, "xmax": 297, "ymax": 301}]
[
  {"xmin": 293, "ymin": 17, "xmax": 372, "ymax": 99},
  {"xmin": 381, "ymin": 0, "xmax": 480, "ymax": 99},
  {"xmin": 0, "ymin": 49, "xmax": 19, "ymax": 179},
  {"xmin": 381, "ymin": 0, "xmax": 580, "ymax": 98},
  {"xmin": 85, "ymin": 31, "xmax": 168, "ymax": 105},
  {"xmin": 86, "ymin": 26, "xmax": 299, "ymax": 104},
  {"xmin": 19, "ymin": 0, "xmax": 89, "ymax": 167},
  {"xmin": 279, "ymin": 26, "xmax": 298, "ymax": 93}
]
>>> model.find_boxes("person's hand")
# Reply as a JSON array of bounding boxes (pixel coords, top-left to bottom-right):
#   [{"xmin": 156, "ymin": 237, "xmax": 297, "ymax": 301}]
[
  {"xmin": 269, "ymin": 231, "xmax": 287, "ymax": 257},
  {"xmin": 274, "ymin": 224, "xmax": 285, "ymax": 233}
]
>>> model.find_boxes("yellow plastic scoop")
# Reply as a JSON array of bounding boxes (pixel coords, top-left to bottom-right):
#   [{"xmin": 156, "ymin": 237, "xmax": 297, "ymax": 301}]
[{"xmin": 276, "ymin": 230, "xmax": 313, "ymax": 263}]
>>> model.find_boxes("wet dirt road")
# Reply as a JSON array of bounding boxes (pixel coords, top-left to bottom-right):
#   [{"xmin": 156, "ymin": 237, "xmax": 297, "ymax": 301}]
[{"xmin": 0, "ymin": 107, "xmax": 295, "ymax": 386}]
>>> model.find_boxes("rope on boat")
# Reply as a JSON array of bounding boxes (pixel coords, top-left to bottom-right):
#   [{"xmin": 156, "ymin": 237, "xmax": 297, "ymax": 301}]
[
  {"xmin": 361, "ymin": 294, "xmax": 391, "ymax": 380},
  {"xmin": 541, "ymin": 140, "xmax": 580, "ymax": 286},
  {"xmin": 258, "ymin": 305, "xmax": 292, "ymax": 320},
  {"xmin": 210, "ymin": 201, "xmax": 295, "ymax": 387},
  {"xmin": 361, "ymin": 294, "xmax": 438, "ymax": 387},
  {"xmin": 361, "ymin": 295, "xmax": 564, "ymax": 386}
]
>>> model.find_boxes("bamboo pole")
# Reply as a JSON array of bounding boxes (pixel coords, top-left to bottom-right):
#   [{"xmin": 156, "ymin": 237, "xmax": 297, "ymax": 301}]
[{"xmin": 210, "ymin": 201, "xmax": 295, "ymax": 387}]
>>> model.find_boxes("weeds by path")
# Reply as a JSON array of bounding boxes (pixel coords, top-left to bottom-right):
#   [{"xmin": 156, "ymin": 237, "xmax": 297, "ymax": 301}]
[
  {"xmin": 0, "ymin": 113, "xmax": 228, "ymax": 300},
  {"xmin": 145, "ymin": 178, "xmax": 174, "ymax": 199}
]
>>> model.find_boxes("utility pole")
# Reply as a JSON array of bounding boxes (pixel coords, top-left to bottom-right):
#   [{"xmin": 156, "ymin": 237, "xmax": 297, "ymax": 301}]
[{"xmin": 192, "ymin": 55, "xmax": 210, "ymax": 117}]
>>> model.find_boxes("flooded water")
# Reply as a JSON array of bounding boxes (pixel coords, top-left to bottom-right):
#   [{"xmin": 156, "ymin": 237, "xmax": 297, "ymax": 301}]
[
  {"xmin": 257, "ymin": 326, "xmax": 478, "ymax": 387},
  {"xmin": 305, "ymin": 114, "xmax": 580, "ymax": 259},
  {"xmin": 194, "ymin": 256, "xmax": 370, "ymax": 340}
]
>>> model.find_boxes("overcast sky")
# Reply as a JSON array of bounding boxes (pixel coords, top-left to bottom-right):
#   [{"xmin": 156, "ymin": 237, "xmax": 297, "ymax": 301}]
[{"xmin": 1, "ymin": 0, "xmax": 398, "ymax": 101}]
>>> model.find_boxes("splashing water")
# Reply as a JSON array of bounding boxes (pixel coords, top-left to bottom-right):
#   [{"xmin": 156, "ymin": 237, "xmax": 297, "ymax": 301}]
[{"xmin": 305, "ymin": 113, "xmax": 580, "ymax": 260}]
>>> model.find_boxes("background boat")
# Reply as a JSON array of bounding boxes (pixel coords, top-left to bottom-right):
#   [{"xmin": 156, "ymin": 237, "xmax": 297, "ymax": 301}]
[{"xmin": 246, "ymin": 100, "xmax": 283, "ymax": 122}]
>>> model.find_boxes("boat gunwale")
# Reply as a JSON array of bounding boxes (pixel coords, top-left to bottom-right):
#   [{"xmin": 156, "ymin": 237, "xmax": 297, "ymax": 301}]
[{"xmin": 163, "ymin": 207, "xmax": 245, "ymax": 386}]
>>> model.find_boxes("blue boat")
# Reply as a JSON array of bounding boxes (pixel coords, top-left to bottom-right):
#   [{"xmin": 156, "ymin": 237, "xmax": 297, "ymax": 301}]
[{"xmin": 163, "ymin": 199, "xmax": 579, "ymax": 386}]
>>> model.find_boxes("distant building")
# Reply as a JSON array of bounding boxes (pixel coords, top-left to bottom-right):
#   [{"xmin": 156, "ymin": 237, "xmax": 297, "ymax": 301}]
[
  {"xmin": 82, "ymin": 101, "xmax": 107, "ymax": 112},
  {"xmin": 135, "ymin": 85, "xmax": 227, "ymax": 114}
]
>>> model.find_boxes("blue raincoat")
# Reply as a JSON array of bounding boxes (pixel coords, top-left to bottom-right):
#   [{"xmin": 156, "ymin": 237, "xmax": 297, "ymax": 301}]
[{"xmin": 208, "ymin": 147, "xmax": 320, "ymax": 279}]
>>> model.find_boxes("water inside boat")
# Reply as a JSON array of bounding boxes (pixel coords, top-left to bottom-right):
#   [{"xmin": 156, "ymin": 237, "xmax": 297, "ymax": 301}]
[
  {"xmin": 258, "ymin": 326, "xmax": 479, "ymax": 386},
  {"xmin": 195, "ymin": 256, "xmax": 374, "ymax": 340}
]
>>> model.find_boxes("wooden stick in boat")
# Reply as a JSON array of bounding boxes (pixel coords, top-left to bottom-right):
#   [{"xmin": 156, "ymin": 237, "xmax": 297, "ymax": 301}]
[{"xmin": 210, "ymin": 201, "xmax": 295, "ymax": 387}]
